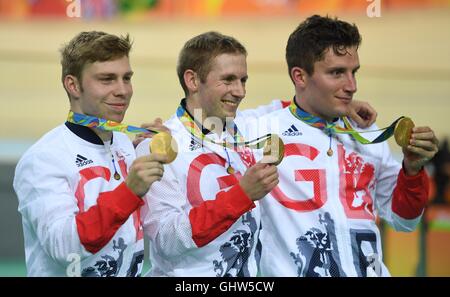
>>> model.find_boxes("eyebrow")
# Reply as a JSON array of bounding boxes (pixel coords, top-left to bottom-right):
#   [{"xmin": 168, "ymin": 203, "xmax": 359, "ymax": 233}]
[
  {"xmin": 328, "ymin": 65, "xmax": 360, "ymax": 72},
  {"xmin": 221, "ymin": 74, "xmax": 248, "ymax": 81},
  {"xmin": 96, "ymin": 71, "xmax": 134, "ymax": 77}
]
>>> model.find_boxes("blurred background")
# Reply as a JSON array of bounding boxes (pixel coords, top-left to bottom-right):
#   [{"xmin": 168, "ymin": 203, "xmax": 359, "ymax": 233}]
[{"xmin": 0, "ymin": 0, "xmax": 449, "ymax": 277}]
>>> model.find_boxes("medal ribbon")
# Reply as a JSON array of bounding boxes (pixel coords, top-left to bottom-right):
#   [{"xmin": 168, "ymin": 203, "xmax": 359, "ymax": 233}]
[
  {"xmin": 67, "ymin": 111, "xmax": 160, "ymax": 135},
  {"xmin": 176, "ymin": 104, "xmax": 272, "ymax": 150},
  {"xmin": 288, "ymin": 101, "xmax": 403, "ymax": 144}
]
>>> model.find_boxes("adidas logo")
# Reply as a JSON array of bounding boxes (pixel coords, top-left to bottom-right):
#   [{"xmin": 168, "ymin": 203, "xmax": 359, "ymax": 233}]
[
  {"xmin": 76, "ymin": 154, "xmax": 93, "ymax": 167},
  {"xmin": 189, "ymin": 138, "xmax": 202, "ymax": 151},
  {"xmin": 282, "ymin": 125, "xmax": 302, "ymax": 136}
]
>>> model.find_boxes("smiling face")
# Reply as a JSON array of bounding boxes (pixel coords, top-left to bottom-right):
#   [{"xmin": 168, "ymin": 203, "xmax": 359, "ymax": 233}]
[
  {"xmin": 69, "ymin": 56, "xmax": 133, "ymax": 123},
  {"xmin": 297, "ymin": 46, "xmax": 360, "ymax": 121},
  {"xmin": 190, "ymin": 53, "xmax": 248, "ymax": 122}
]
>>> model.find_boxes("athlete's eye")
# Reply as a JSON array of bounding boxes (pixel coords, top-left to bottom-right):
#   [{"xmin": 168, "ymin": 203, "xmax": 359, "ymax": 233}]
[
  {"xmin": 99, "ymin": 77, "xmax": 114, "ymax": 83},
  {"xmin": 331, "ymin": 70, "xmax": 343, "ymax": 76}
]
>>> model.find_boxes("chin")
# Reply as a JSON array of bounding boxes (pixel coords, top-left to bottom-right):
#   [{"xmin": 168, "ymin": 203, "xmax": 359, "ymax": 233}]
[
  {"xmin": 223, "ymin": 108, "xmax": 237, "ymax": 117},
  {"xmin": 336, "ymin": 105, "xmax": 351, "ymax": 117},
  {"xmin": 107, "ymin": 114, "xmax": 125, "ymax": 123},
  {"xmin": 225, "ymin": 112, "xmax": 237, "ymax": 120}
]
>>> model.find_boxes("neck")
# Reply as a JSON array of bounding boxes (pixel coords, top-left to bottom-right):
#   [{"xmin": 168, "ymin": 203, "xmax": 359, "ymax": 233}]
[
  {"xmin": 185, "ymin": 97, "xmax": 204, "ymax": 123},
  {"xmin": 185, "ymin": 97, "xmax": 225, "ymax": 136},
  {"xmin": 70, "ymin": 107, "xmax": 114, "ymax": 141},
  {"xmin": 93, "ymin": 129, "xmax": 112, "ymax": 142},
  {"xmin": 294, "ymin": 95, "xmax": 334, "ymax": 122}
]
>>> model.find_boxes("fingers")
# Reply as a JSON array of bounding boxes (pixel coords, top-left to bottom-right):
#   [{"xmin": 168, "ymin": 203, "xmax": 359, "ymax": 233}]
[
  {"xmin": 251, "ymin": 163, "xmax": 277, "ymax": 178},
  {"xmin": 257, "ymin": 165, "xmax": 279, "ymax": 190},
  {"xmin": 137, "ymin": 167, "xmax": 165, "ymax": 181},
  {"xmin": 240, "ymin": 162, "xmax": 279, "ymax": 201},
  {"xmin": 410, "ymin": 126, "xmax": 439, "ymax": 152},
  {"xmin": 148, "ymin": 153, "xmax": 169, "ymax": 163},
  {"xmin": 403, "ymin": 127, "xmax": 439, "ymax": 172},
  {"xmin": 348, "ymin": 108, "xmax": 365, "ymax": 128},
  {"xmin": 139, "ymin": 118, "xmax": 168, "ymax": 133},
  {"xmin": 365, "ymin": 113, "xmax": 377, "ymax": 127},
  {"xmin": 264, "ymin": 170, "xmax": 279, "ymax": 186},
  {"xmin": 141, "ymin": 118, "xmax": 163, "ymax": 128},
  {"xmin": 135, "ymin": 153, "xmax": 168, "ymax": 164},
  {"xmin": 140, "ymin": 118, "xmax": 170, "ymax": 133},
  {"xmin": 412, "ymin": 126, "xmax": 433, "ymax": 134},
  {"xmin": 130, "ymin": 155, "xmax": 166, "ymax": 184},
  {"xmin": 140, "ymin": 122, "xmax": 153, "ymax": 129},
  {"xmin": 133, "ymin": 118, "xmax": 171, "ymax": 148},
  {"xmin": 361, "ymin": 102, "xmax": 377, "ymax": 126},
  {"xmin": 266, "ymin": 178, "xmax": 279, "ymax": 190},
  {"xmin": 131, "ymin": 158, "xmax": 164, "ymax": 172},
  {"xmin": 348, "ymin": 100, "xmax": 377, "ymax": 128},
  {"xmin": 405, "ymin": 145, "xmax": 436, "ymax": 161},
  {"xmin": 412, "ymin": 127, "xmax": 438, "ymax": 142},
  {"xmin": 263, "ymin": 164, "xmax": 278, "ymax": 176},
  {"xmin": 126, "ymin": 156, "xmax": 166, "ymax": 197},
  {"xmin": 252, "ymin": 161, "xmax": 270, "ymax": 171},
  {"xmin": 409, "ymin": 139, "xmax": 436, "ymax": 151}
]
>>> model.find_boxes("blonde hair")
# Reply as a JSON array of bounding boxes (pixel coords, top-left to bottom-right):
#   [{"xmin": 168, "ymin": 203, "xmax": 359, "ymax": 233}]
[
  {"xmin": 177, "ymin": 31, "xmax": 247, "ymax": 96},
  {"xmin": 60, "ymin": 31, "xmax": 132, "ymax": 98}
]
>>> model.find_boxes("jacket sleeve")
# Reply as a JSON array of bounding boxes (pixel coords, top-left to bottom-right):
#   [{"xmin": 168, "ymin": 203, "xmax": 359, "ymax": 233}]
[
  {"xmin": 391, "ymin": 165, "xmax": 429, "ymax": 220},
  {"xmin": 140, "ymin": 159, "xmax": 255, "ymax": 260},
  {"xmin": 13, "ymin": 150, "xmax": 143, "ymax": 265},
  {"xmin": 374, "ymin": 142, "xmax": 429, "ymax": 232},
  {"xmin": 75, "ymin": 182, "xmax": 143, "ymax": 253}
]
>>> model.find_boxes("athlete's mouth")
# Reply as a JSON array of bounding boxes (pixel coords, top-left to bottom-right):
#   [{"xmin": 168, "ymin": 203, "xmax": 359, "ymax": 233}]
[
  {"xmin": 106, "ymin": 102, "xmax": 128, "ymax": 111},
  {"xmin": 221, "ymin": 99, "xmax": 239, "ymax": 107},
  {"xmin": 335, "ymin": 96, "xmax": 352, "ymax": 102}
]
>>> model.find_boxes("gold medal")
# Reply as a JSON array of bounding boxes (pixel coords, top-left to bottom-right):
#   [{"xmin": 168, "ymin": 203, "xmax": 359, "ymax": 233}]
[
  {"xmin": 327, "ymin": 148, "xmax": 333, "ymax": 156},
  {"xmin": 113, "ymin": 172, "xmax": 121, "ymax": 180},
  {"xmin": 149, "ymin": 132, "xmax": 178, "ymax": 164},
  {"xmin": 261, "ymin": 134, "xmax": 285, "ymax": 165},
  {"xmin": 394, "ymin": 117, "xmax": 415, "ymax": 148},
  {"xmin": 227, "ymin": 166, "xmax": 235, "ymax": 174}
]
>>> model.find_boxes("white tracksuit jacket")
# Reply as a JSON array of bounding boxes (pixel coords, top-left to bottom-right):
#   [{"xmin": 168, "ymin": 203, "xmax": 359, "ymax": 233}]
[
  {"xmin": 135, "ymin": 99, "xmax": 284, "ymax": 277},
  {"xmin": 248, "ymin": 107, "xmax": 427, "ymax": 277},
  {"xmin": 14, "ymin": 123, "xmax": 144, "ymax": 276}
]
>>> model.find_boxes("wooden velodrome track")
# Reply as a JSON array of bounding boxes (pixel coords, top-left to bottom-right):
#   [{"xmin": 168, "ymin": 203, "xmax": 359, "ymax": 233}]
[{"xmin": 0, "ymin": 9, "xmax": 449, "ymax": 155}]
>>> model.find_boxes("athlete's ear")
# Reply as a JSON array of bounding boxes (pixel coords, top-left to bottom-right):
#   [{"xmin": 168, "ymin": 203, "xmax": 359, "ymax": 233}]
[
  {"xmin": 290, "ymin": 67, "xmax": 308, "ymax": 88},
  {"xmin": 64, "ymin": 75, "xmax": 82, "ymax": 100},
  {"xmin": 184, "ymin": 69, "xmax": 199, "ymax": 94}
]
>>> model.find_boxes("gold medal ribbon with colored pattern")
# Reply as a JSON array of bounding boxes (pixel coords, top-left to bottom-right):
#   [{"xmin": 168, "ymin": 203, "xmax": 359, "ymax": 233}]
[
  {"xmin": 176, "ymin": 104, "xmax": 284, "ymax": 167},
  {"xmin": 288, "ymin": 101, "xmax": 404, "ymax": 144},
  {"xmin": 176, "ymin": 104, "xmax": 273, "ymax": 150},
  {"xmin": 67, "ymin": 111, "xmax": 178, "ymax": 163}
]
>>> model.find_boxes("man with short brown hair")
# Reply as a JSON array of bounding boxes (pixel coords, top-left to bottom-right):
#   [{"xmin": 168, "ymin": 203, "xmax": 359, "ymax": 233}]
[
  {"xmin": 256, "ymin": 15, "xmax": 439, "ymax": 277},
  {"xmin": 136, "ymin": 31, "xmax": 378, "ymax": 277},
  {"xmin": 14, "ymin": 31, "xmax": 166, "ymax": 276}
]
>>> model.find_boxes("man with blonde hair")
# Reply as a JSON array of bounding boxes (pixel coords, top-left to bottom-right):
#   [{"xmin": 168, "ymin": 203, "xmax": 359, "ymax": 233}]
[
  {"xmin": 136, "ymin": 31, "xmax": 377, "ymax": 276},
  {"xmin": 14, "ymin": 31, "xmax": 166, "ymax": 276}
]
